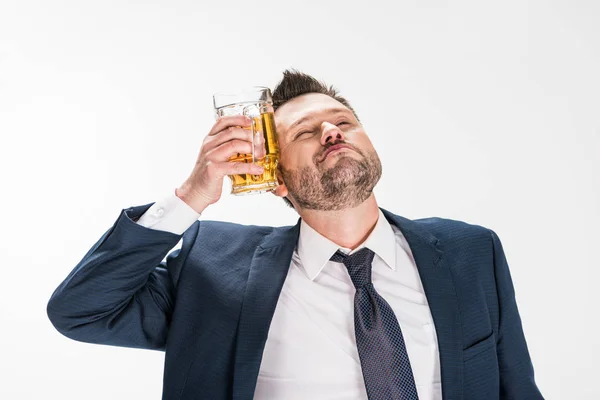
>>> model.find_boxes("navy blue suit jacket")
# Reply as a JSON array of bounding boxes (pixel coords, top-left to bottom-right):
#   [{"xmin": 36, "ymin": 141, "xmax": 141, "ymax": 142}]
[{"xmin": 47, "ymin": 203, "xmax": 543, "ymax": 399}]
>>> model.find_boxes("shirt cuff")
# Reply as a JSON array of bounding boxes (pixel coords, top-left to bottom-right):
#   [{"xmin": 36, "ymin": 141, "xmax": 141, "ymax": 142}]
[{"xmin": 135, "ymin": 190, "xmax": 201, "ymax": 235}]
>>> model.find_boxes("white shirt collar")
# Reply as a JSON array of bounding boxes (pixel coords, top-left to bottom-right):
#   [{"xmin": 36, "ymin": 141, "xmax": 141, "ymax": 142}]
[{"xmin": 297, "ymin": 209, "xmax": 397, "ymax": 281}]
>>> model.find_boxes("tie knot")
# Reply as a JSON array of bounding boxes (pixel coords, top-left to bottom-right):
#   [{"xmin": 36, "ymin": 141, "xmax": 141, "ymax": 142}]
[{"xmin": 330, "ymin": 247, "xmax": 375, "ymax": 288}]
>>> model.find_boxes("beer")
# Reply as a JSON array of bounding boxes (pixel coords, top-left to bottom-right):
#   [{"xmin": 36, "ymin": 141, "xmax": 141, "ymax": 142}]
[
  {"xmin": 228, "ymin": 111, "xmax": 279, "ymax": 195},
  {"xmin": 213, "ymin": 86, "xmax": 280, "ymax": 195}
]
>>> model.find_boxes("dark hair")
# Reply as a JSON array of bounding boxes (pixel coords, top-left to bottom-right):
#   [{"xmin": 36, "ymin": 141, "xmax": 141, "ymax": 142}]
[{"xmin": 272, "ymin": 69, "xmax": 359, "ymax": 209}]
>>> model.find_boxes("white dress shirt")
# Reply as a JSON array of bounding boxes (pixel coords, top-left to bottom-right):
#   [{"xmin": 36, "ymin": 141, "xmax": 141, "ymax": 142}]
[{"xmin": 136, "ymin": 193, "xmax": 442, "ymax": 400}]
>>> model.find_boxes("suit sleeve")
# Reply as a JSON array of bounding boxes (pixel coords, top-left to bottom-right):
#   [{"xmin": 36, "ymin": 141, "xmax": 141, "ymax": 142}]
[
  {"xmin": 46, "ymin": 202, "xmax": 199, "ymax": 351},
  {"xmin": 489, "ymin": 229, "xmax": 544, "ymax": 399}
]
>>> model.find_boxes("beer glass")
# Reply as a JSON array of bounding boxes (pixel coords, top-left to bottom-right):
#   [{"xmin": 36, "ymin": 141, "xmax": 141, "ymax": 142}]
[{"xmin": 213, "ymin": 87, "xmax": 280, "ymax": 195}]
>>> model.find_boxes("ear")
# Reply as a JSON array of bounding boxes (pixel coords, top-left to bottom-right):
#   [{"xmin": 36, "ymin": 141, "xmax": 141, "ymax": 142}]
[{"xmin": 271, "ymin": 174, "xmax": 288, "ymax": 198}]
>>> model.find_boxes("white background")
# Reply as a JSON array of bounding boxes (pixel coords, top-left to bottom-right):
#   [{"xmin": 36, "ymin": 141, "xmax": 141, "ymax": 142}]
[{"xmin": 1, "ymin": 0, "xmax": 598, "ymax": 398}]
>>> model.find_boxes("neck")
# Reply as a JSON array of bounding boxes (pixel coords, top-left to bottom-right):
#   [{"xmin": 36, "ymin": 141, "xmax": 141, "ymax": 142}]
[{"xmin": 298, "ymin": 194, "xmax": 380, "ymax": 250}]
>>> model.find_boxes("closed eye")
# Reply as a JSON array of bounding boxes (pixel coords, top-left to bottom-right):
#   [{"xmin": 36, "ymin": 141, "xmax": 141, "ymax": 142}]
[
  {"xmin": 294, "ymin": 121, "xmax": 349, "ymax": 140},
  {"xmin": 294, "ymin": 131, "xmax": 314, "ymax": 140}
]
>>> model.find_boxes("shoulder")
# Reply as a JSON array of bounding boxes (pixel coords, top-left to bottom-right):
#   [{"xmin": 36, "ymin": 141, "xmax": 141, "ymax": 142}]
[
  {"xmin": 413, "ymin": 216, "xmax": 492, "ymax": 240},
  {"xmin": 190, "ymin": 219, "xmax": 286, "ymax": 251},
  {"xmin": 384, "ymin": 209, "xmax": 496, "ymax": 253},
  {"xmin": 197, "ymin": 219, "xmax": 277, "ymax": 234}
]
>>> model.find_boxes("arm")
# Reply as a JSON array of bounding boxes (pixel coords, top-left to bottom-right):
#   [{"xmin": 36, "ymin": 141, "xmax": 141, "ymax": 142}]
[
  {"xmin": 48, "ymin": 113, "xmax": 263, "ymax": 351},
  {"xmin": 489, "ymin": 229, "xmax": 544, "ymax": 399},
  {"xmin": 46, "ymin": 201, "xmax": 199, "ymax": 351}
]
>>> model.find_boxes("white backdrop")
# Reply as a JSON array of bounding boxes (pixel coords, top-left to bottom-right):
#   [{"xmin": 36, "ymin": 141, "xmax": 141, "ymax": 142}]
[{"xmin": 1, "ymin": 0, "xmax": 598, "ymax": 398}]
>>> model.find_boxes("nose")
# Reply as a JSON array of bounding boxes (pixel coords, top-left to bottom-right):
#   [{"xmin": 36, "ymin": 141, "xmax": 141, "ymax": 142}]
[{"xmin": 320, "ymin": 121, "xmax": 345, "ymax": 146}]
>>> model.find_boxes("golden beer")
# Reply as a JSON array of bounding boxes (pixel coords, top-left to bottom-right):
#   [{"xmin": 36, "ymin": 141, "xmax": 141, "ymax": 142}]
[
  {"xmin": 213, "ymin": 87, "xmax": 280, "ymax": 195},
  {"xmin": 228, "ymin": 111, "xmax": 279, "ymax": 194}
]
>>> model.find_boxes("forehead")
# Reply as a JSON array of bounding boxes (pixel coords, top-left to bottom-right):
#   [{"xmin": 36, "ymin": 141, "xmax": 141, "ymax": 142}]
[{"xmin": 275, "ymin": 93, "xmax": 350, "ymax": 131}]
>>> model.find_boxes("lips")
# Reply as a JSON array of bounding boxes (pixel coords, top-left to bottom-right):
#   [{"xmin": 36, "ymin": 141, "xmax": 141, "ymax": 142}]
[{"xmin": 321, "ymin": 144, "xmax": 353, "ymax": 161}]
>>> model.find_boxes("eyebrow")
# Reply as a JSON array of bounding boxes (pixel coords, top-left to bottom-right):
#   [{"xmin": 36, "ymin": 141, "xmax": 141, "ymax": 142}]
[{"xmin": 287, "ymin": 107, "xmax": 351, "ymax": 132}]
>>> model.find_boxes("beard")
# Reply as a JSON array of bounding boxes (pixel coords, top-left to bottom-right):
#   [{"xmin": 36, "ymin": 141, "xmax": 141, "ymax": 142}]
[{"xmin": 279, "ymin": 146, "xmax": 382, "ymax": 211}]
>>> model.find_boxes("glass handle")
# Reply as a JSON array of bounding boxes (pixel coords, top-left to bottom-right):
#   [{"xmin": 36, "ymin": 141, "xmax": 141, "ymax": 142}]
[{"xmin": 242, "ymin": 106, "xmax": 257, "ymax": 164}]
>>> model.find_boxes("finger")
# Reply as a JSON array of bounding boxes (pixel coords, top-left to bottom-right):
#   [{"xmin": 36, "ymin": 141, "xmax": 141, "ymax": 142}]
[
  {"xmin": 209, "ymin": 115, "xmax": 252, "ymax": 136},
  {"xmin": 206, "ymin": 139, "xmax": 254, "ymax": 162},
  {"xmin": 204, "ymin": 126, "xmax": 254, "ymax": 152},
  {"xmin": 216, "ymin": 160, "xmax": 265, "ymax": 176}
]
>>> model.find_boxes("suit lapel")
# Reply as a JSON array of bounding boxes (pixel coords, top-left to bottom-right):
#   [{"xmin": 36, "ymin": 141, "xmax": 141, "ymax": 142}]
[
  {"xmin": 232, "ymin": 220, "xmax": 301, "ymax": 400},
  {"xmin": 381, "ymin": 208, "xmax": 463, "ymax": 400}
]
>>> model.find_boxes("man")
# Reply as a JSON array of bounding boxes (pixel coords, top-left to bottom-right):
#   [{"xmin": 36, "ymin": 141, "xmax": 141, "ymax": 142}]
[{"xmin": 47, "ymin": 70, "xmax": 544, "ymax": 400}]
